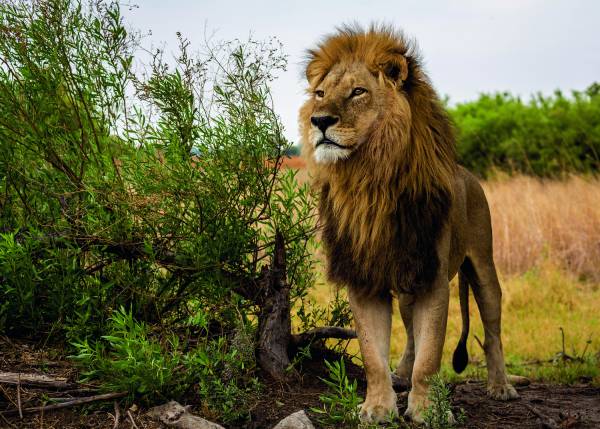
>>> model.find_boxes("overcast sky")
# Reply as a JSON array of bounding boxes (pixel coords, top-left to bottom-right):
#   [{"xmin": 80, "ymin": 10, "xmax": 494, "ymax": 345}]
[{"xmin": 123, "ymin": 0, "xmax": 600, "ymax": 143}]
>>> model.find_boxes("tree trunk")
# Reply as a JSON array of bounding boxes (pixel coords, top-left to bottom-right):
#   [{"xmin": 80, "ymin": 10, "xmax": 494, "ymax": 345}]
[{"xmin": 256, "ymin": 231, "xmax": 292, "ymax": 380}]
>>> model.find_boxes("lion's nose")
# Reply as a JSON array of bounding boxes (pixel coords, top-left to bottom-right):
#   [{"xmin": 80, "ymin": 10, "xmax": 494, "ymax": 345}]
[{"xmin": 310, "ymin": 115, "xmax": 339, "ymax": 134}]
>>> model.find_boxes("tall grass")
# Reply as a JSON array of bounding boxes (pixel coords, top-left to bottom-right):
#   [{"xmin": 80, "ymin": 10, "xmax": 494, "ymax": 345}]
[{"xmin": 483, "ymin": 174, "xmax": 600, "ymax": 281}]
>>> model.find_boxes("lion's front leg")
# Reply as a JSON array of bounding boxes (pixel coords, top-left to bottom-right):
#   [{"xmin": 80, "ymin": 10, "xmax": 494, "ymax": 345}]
[
  {"xmin": 405, "ymin": 278, "xmax": 450, "ymax": 424},
  {"xmin": 348, "ymin": 288, "xmax": 397, "ymax": 423}
]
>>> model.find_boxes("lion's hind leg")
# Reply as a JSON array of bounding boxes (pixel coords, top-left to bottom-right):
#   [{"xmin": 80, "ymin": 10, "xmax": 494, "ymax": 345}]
[{"xmin": 463, "ymin": 256, "xmax": 519, "ymax": 400}]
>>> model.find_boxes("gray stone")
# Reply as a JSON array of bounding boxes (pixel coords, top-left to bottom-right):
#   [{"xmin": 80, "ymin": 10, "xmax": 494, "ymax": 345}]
[
  {"xmin": 146, "ymin": 401, "xmax": 224, "ymax": 429},
  {"xmin": 272, "ymin": 410, "xmax": 315, "ymax": 429}
]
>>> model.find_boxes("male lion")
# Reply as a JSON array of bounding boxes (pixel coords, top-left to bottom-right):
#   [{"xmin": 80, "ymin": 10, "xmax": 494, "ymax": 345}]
[{"xmin": 299, "ymin": 26, "xmax": 521, "ymax": 423}]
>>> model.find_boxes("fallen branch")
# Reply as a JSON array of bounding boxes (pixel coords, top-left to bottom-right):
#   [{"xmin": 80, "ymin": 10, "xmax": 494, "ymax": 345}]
[
  {"xmin": 127, "ymin": 409, "xmax": 140, "ymax": 429},
  {"xmin": 0, "ymin": 391, "xmax": 127, "ymax": 417},
  {"xmin": 0, "ymin": 372, "xmax": 75, "ymax": 390},
  {"xmin": 60, "ymin": 388, "xmax": 101, "ymax": 396},
  {"xmin": 112, "ymin": 401, "xmax": 120, "ymax": 429},
  {"xmin": 291, "ymin": 327, "xmax": 357, "ymax": 346},
  {"xmin": 16, "ymin": 375, "xmax": 22, "ymax": 419},
  {"xmin": 523, "ymin": 403, "xmax": 559, "ymax": 429}
]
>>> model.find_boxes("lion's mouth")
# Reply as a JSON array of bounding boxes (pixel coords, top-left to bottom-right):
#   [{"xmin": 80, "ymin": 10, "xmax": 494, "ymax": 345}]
[{"xmin": 316, "ymin": 138, "xmax": 352, "ymax": 150}]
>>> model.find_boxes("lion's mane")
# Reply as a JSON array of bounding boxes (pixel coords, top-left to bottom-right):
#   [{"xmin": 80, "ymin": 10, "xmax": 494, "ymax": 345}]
[{"xmin": 301, "ymin": 26, "xmax": 457, "ymax": 296}]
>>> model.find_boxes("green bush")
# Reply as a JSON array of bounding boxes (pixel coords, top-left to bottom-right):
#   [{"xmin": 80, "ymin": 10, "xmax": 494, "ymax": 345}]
[
  {"xmin": 450, "ymin": 85, "xmax": 600, "ymax": 177},
  {"xmin": 0, "ymin": 0, "xmax": 318, "ymax": 421},
  {"xmin": 0, "ymin": 0, "xmax": 316, "ymax": 336}
]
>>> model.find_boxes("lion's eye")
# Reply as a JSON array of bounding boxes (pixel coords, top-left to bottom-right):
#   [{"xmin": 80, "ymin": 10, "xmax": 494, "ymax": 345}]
[
  {"xmin": 315, "ymin": 90, "xmax": 324, "ymax": 98},
  {"xmin": 351, "ymin": 87, "xmax": 367, "ymax": 97}
]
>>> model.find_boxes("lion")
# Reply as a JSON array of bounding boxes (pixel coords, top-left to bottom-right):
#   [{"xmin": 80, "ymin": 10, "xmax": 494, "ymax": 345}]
[{"xmin": 299, "ymin": 25, "xmax": 523, "ymax": 424}]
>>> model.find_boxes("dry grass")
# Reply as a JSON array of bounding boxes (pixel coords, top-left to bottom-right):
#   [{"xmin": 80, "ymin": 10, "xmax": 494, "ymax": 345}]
[
  {"xmin": 484, "ymin": 174, "xmax": 600, "ymax": 281},
  {"xmin": 291, "ymin": 164, "xmax": 600, "ymax": 367}
]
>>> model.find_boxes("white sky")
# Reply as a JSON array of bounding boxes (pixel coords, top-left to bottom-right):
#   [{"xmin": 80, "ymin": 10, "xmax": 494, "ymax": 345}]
[{"xmin": 124, "ymin": 0, "xmax": 600, "ymax": 143}]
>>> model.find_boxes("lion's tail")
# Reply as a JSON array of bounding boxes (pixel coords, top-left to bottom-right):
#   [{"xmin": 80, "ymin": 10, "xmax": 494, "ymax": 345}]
[{"xmin": 452, "ymin": 268, "xmax": 470, "ymax": 373}]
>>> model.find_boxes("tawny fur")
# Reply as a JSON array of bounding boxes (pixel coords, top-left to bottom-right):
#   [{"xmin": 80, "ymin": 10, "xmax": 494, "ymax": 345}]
[
  {"xmin": 299, "ymin": 25, "xmax": 521, "ymax": 423},
  {"xmin": 300, "ymin": 25, "xmax": 456, "ymax": 295}
]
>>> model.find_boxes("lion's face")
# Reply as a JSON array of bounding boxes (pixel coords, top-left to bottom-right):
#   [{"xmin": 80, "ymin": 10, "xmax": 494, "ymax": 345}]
[{"xmin": 301, "ymin": 62, "xmax": 386, "ymax": 164}]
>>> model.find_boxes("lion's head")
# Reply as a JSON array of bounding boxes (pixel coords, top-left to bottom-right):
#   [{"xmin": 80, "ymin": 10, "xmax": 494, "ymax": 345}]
[
  {"xmin": 300, "ymin": 28, "xmax": 411, "ymax": 165},
  {"xmin": 299, "ymin": 25, "xmax": 455, "ymax": 196},
  {"xmin": 299, "ymin": 25, "xmax": 457, "ymax": 295}
]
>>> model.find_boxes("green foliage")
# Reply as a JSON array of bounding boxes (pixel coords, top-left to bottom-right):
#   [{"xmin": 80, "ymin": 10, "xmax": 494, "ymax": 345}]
[
  {"xmin": 311, "ymin": 359, "xmax": 363, "ymax": 427},
  {"xmin": 0, "ymin": 0, "xmax": 317, "ymax": 422},
  {"xmin": 71, "ymin": 307, "xmax": 186, "ymax": 402},
  {"xmin": 71, "ymin": 307, "xmax": 260, "ymax": 423},
  {"xmin": 422, "ymin": 374, "xmax": 464, "ymax": 429},
  {"xmin": 0, "ymin": 0, "xmax": 316, "ymax": 337},
  {"xmin": 450, "ymin": 87, "xmax": 600, "ymax": 177}
]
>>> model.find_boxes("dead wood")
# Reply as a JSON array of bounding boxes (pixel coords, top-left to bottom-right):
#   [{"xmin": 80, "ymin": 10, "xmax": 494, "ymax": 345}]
[
  {"xmin": 291, "ymin": 327, "xmax": 357, "ymax": 346},
  {"xmin": 0, "ymin": 372, "xmax": 75, "ymax": 390},
  {"xmin": 16, "ymin": 374, "xmax": 22, "ymax": 419},
  {"xmin": 257, "ymin": 231, "xmax": 293, "ymax": 380},
  {"xmin": 112, "ymin": 400, "xmax": 120, "ymax": 429},
  {"xmin": 0, "ymin": 391, "xmax": 126, "ymax": 417},
  {"xmin": 523, "ymin": 403, "xmax": 560, "ymax": 429}
]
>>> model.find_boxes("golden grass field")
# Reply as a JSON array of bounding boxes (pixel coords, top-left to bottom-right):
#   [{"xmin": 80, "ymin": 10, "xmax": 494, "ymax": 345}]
[{"xmin": 290, "ymin": 161, "xmax": 600, "ymax": 377}]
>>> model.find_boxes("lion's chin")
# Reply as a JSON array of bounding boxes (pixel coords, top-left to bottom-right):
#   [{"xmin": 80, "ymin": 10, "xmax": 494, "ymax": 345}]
[{"xmin": 314, "ymin": 144, "xmax": 351, "ymax": 164}]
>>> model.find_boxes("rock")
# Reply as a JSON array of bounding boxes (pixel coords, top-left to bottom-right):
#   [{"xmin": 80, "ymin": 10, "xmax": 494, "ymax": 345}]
[
  {"xmin": 272, "ymin": 410, "xmax": 315, "ymax": 429},
  {"xmin": 146, "ymin": 401, "xmax": 224, "ymax": 429}
]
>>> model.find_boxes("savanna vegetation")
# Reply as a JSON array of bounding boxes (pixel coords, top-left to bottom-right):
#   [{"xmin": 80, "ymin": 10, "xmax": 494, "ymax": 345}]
[
  {"xmin": 0, "ymin": 0, "xmax": 598, "ymax": 428},
  {"xmin": 450, "ymin": 87, "xmax": 600, "ymax": 177},
  {"xmin": 0, "ymin": 0, "xmax": 335, "ymax": 425}
]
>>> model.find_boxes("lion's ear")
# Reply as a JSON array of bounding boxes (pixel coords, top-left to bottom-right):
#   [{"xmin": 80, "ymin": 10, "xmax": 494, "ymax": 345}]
[{"xmin": 379, "ymin": 54, "xmax": 409, "ymax": 85}]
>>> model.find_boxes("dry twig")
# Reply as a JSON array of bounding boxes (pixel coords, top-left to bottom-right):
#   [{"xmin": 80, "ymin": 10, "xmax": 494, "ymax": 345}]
[
  {"xmin": 291, "ymin": 326, "xmax": 357, "ymax": 346},
  {"xmin": 0, "ymin": 391, "xmax": 127, "ymax": 417},
  {"xmin": 523, "ymin": 403, "xmax": 559, "ymax": 429},
  {"xmin": 16, "ymin": 374, "xmax": 22, "ymax": 420},
  {"xmin": 127, "ymin": 409, "xmax": 140, "ymax": 429},
  {"xmin": 113, "ymin": 400, "xmax": 120, "ymax": 429},
  {"xmin": 0, "ymin": 372, "xmax": 74, "ymax": 389}
]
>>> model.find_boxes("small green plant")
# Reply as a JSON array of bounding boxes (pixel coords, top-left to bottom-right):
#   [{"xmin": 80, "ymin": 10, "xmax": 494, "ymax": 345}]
[
  {"xmin": 70, "ymin": 307, "xmax": 186, "ymax": 402},
  {"xmin": 70, "ymin": 307, "xmax": 261, "ymax": 423},
  {"xmin": 311, "ymin": 358, "xmax": 363, "ymax": 427},
  {"xmin": 422, "ymin": 374, "xmax": 465, "ymax": 429}
]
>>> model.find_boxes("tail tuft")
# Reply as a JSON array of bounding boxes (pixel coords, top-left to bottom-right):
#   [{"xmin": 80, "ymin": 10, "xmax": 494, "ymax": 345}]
[{"xmin": 452, "ymin": 339, "xmax": 468, "ymax": 373}]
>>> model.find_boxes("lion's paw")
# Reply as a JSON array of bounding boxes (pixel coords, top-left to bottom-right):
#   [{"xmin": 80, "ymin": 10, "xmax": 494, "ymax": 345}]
[
  {"xmin": 487, "ymin": 383, "xmax": 519, "ymax": 400},
  {"xmin": 358, "ymin": 389, "xmax": 398, "ymax": 423}
]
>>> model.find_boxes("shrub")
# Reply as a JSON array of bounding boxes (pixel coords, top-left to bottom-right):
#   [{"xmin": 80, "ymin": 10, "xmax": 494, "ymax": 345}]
[
  {"xmin": 0, "ymin": 0, "xmax": 318, "ymax": 420},
  {"xmin": 450, "ymin": 87, "xmax": 600, "ymax": 177}
]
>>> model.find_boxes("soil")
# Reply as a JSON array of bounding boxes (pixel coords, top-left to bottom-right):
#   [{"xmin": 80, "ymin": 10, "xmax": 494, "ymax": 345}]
[{"xmin": 1, "ymin": 338, "xmax": 599, "ymax": 429}]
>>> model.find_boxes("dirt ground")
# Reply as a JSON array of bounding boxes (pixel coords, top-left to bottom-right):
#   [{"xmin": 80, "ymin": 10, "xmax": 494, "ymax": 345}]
[{"xmin": 1, "ymin": 338, "xmax": 599, "ymax": 428}]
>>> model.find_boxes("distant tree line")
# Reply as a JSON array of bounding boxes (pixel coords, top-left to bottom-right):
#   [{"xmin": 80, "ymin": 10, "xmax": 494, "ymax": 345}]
[{"xmin": 449, "ymin": 84, "xmax": 600, "ymax": 177}]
